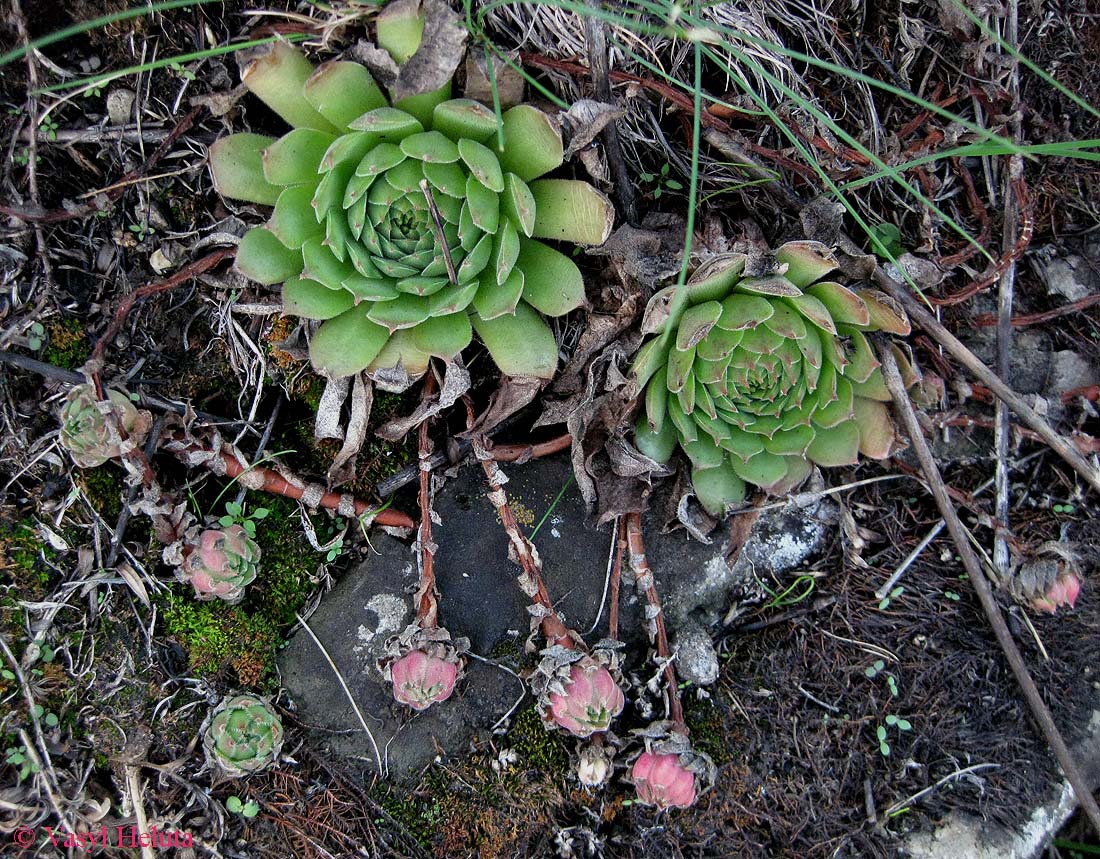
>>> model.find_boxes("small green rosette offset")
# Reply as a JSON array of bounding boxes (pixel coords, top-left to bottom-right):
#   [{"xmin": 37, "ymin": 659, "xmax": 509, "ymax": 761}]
[
  {"xmin": 632, "ymin": 243, "xmax": 924, "ymax": 516},
  {"xmin": 209, "ymin": 16, "xmax": 612, "ymax": 384}
]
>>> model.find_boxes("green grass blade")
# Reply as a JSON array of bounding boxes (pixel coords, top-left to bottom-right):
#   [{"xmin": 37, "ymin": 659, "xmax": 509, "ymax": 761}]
[
  {"xmin": 0, "ymin": 0, "xmax": 217, "ymax": 69},
  {"xmin": 36, "ymin": 34, "xmax": 308, "ymax": 95}
]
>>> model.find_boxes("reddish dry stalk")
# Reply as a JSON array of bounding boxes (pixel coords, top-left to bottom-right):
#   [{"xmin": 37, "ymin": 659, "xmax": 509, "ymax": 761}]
[
  {"xmin": 177, "ymin": 440, "xmax": 413, "ymax": 529},
  {"xmin": 931, "ymin": 176, "xmax": 1034, "ymax": 307},
  {"xmin": 608, "ymin": 517, "xmax": 626, "ymax": 642},
  {"xmin": 625, "ymin": 512, "xmax": 685, "ymax": 731},
  {"xmin": 89, "ymin": 246, "xmax": 236, "ymax": 376},
  {"xmin": 972, "ymin": 293, "xmax": 1100, "ymax": 328},
  {"xmin": 416, "ymin": 372, "xmax": 439, "ymax": 626},
  {"xmin": 489, "ymin": 432, "xmax": 572, "ymax": 463}
]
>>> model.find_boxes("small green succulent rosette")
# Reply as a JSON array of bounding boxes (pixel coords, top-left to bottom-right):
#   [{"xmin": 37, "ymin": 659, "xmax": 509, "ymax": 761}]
[
  {"xmin": 632, "ymin": 242, "xmax": 921, "ymax": 516},
  {"xmin": 209, "ymin": 23, "xmax": 612, "ymax": 385},
  {"xmin": 203, "ymin": 694, "xmax": 284, "ymax": 777}
]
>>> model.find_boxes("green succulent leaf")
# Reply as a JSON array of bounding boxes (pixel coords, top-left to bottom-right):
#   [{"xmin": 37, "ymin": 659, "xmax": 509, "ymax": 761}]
[
  {"xmin": 242, "ymin": 43, "xmax": 339, "ymax": 133},
  {"xmin": 303, "ymin": 61, "xmax": 387, "ymax": 132},
  {"xmin": 309, "ymin": 307, "xmax": 390, "ymax": 377},
  {"xmin": 236, "ymin": 227, "xmax": 303, "ymax": 284},
  {"xmin": 209, "ymin": 134, "xmax": 282, "ymax": 206},
  {"xmin": 497, "ymin": 104, "xmax": 564, "ymax": 182},
  {"xmin": 529, "ymin": 179, "xmax": 614, "ymax": 246},
  {"xmin": 472, "ymin": 301, "xmax": 559, "ymax": 379}
]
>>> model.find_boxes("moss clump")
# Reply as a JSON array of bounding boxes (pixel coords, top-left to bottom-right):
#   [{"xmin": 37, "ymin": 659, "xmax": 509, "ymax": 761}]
[
  {"xmin": 76, "ymin": 466, "xmax": 125, "ymax": 522},
  {"xmin": 43, "ymin": 317, "xmax": 91, "ymax": 369},
  {"xmin": 371, "ymin": 783, "xmax": 442, "ymax": 850},
  {"xmin": 162, "ymin": 496, "xmax": 322, "ymax": 686},
  {"xmin": 0, "ymin": 519, "xmax": 58, "ymax": 603},
  {"xmin": 504, "ymin": 706, "xmax": 570, "ymax": 774},
  {"xmin": 684, "ymin": 694, "xmax": 736, "ymax": 766}
]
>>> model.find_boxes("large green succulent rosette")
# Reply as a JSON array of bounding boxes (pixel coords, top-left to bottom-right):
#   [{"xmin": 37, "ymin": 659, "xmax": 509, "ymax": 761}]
[
  {"xmin": 632, "ymin": 242, "xmax": 918, "ymax": 516},
  {"xmin": 209, "ymin": 25, "xmax": 612, "ymax": 384}
]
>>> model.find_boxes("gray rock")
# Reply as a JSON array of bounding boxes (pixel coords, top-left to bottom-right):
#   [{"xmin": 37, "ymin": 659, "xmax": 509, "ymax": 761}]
[
  {"xmin": 962, "ymin": 328, "xmax": 1052, "ymax": 395},
  {"xmin": 673, "ymin": 623, "xmax": 720, "ymax": 686},
  {"xmin": 279, "ymin": 453, "xmax": 836, "ymax": 778},
  {"xmin": 1031, "ymin": 245, "xmax": 1099, "ymax": 303},
  {"xmin": 1050, "ymin": 350, "xmax": 1097, "ymax": 399},
  {"xmin": 278, "ymin": 535, "xmax": 523, "ymax": 782}
]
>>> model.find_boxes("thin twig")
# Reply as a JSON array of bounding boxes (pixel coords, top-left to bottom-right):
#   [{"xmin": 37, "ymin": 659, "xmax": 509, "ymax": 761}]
[
  {"xmin": 167, "ymin": 436, "xmax": 414, "ymax": 529},
  {"xmin": 878, "ymin": 338, "xmax": 1100, "ymax": 837},
  {"xmin": 294, "ymin": 612, "xmax": 384, "ymax": 777},
  {"xmin": 0, "ymin": 633, "xmax": 75, "ymax": 835},
  {"xmin": 419, "ymin": 179, "xmax": 458, "ymax": 284},
  {"xmin": 994, "ymin": 0, "xmax": 1024, "ymax": 581},
  {"xmin": 0, "ymin": 105, "xmax": 204, "ymax": 224},
  {"xmin": 88, "ymin": 246, "xmax": 236, "ymax": 374},
  {"xmin": 872, "ymin": 267, "xmax": 1100, "ymax": 495},
  {"xmin": 583, "ymin": 0, "xmax": 637, "ymax": 224}
]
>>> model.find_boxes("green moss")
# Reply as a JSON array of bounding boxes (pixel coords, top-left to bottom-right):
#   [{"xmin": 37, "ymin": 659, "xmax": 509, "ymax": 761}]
[
  {"xmin": 684, "ymin": 695, "xmax": 736, "ymax": 766},
  {"xmin": 43, "ymin": 318, "xmax": 91, "ymax": 369},
  {"xmin": 504, "ymin": 706, "xmax": 569, "ymax": 774},
  {"xmin": 76, "ymin": 466, "xmax": 125, "ymax": 522},
  {"xmin": 162, "ymin": 496, "xmax": 321, "ymax": 686},
  {"xmin": 0, "ymin": 519, "xmax": 58, "ymax": 601},
  {"xmin": 369, "ymin": 782, "xmax": 441, "ymax": 850}
]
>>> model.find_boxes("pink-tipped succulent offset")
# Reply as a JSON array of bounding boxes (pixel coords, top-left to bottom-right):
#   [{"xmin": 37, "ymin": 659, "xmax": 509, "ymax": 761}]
[
  {"xmin": 1031, "ymin": 570, "xmax": 1082, "ymax": 615},
  {"xmin": 57, "ymin": 384, "xmax": 151, "ymax": 468},
  {"xmin": 390, "ymin": 648, "xmax": 460, "ymax": 710},
  {"xmin": 179, "ymin": 525, "xmax": 261, "ymax": 604},
  {"xmin": 548, "ymin": 659, "xmax": 625, "ymax": 737},
  {"xmin": 632, "ymin": 751, "xmax": 698, "ymax": 809}
]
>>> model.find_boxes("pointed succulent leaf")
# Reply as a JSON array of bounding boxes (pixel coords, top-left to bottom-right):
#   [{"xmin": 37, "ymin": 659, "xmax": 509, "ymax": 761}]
[
  {"xmin": 497, "ymin": 104, "xmax": 564, "ymax": 182},
  {"xmin": 269, "ymin": 186, "xmax": 324, "ymax": 248},
  {"xmin": 635, "ymin": 414, "xmax": 678, "ymax": 463},
  {"xmin": 692, "ymin": 462, "xmax": 747, "ymax": 516},
  {"xmin": 529, "ymin": 179, "xmax": 614, "ymax": 246},
  {"xmin": 465, "ymin": 174, "xmax": 500, "ymax": 233},
  {"xmin": 309, "ymin": 307, "xmax": 390, "ymax": 377},
  {"xmin": 259, "ymin": 129, "xmax": 334, "ymax": 187},
  {"xmin": 676, "ymin": 301, "xmax": 722, "ymax": 351},
  {"xmin": 304, "ymin": 61, "xmax": 387, "ymax": 132},
  {"xmin": 515, "ymin": 238, "xmax": 585, "ymax": 316},
  {"xmin": 242, "ymin": 42, "xmax": 339, "ymax": 133},
  {"xmin": 282, "ymin": 276, "xmax": 355, "ymax": 319},
  {"xmin": 209, "ymin": 134, "xmax": 282, "ymax": 206},
  {"xmin": 805, "ymin": 281, "xmax": 871, "ymax": 327},
  {"xmin": 853, "ymin": 396, "xmax": 894, "ymax": 458},
  {"xmin": 855, "ymin": 289, "xmax": 911, "ymax": 335},
  {"xmin": 432, "ymin": 98, "xmax": 497, "ymax": 143},
  {"xmin": 376, "ymin": 0, "xmax": 425, "ymax": 63},
  {"xmin": 401, "ymin": 130, "xmax": 460, "ymax": 163},
  {"xmin": 348, "ymin": 106, "xmax": 423, "ymax": 138},
  {"xmin": 474, "ymin": 267, "xmax": 524, "ymax": 320},
  {"xmin": 806, "ymin": 421, "xmax": 861, "ymax": 466},
  {"xmin": 472, "ymin": 301, "xmax": 558, "ymax": 379},
  {"xmin": 411, "ymin": 313, "xmax": 473, "ymax": 359},
  {"xmin": 459, "ymin": 138, "xmax": 504, "ymax": 192},
  {"xmin": 501, "ymin": 173, "xmax": 536, "ymax": 237},
  {"xmin": 775, "ymin": 240, "xmax": 837, "ymax": 288},
  {"xmin": 236, "ymin": 227, "xmax": 303, "ymax": 284},
  {"xmin": 369, "ymin": 328, "xmax": 431, "ymax": 377}
]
